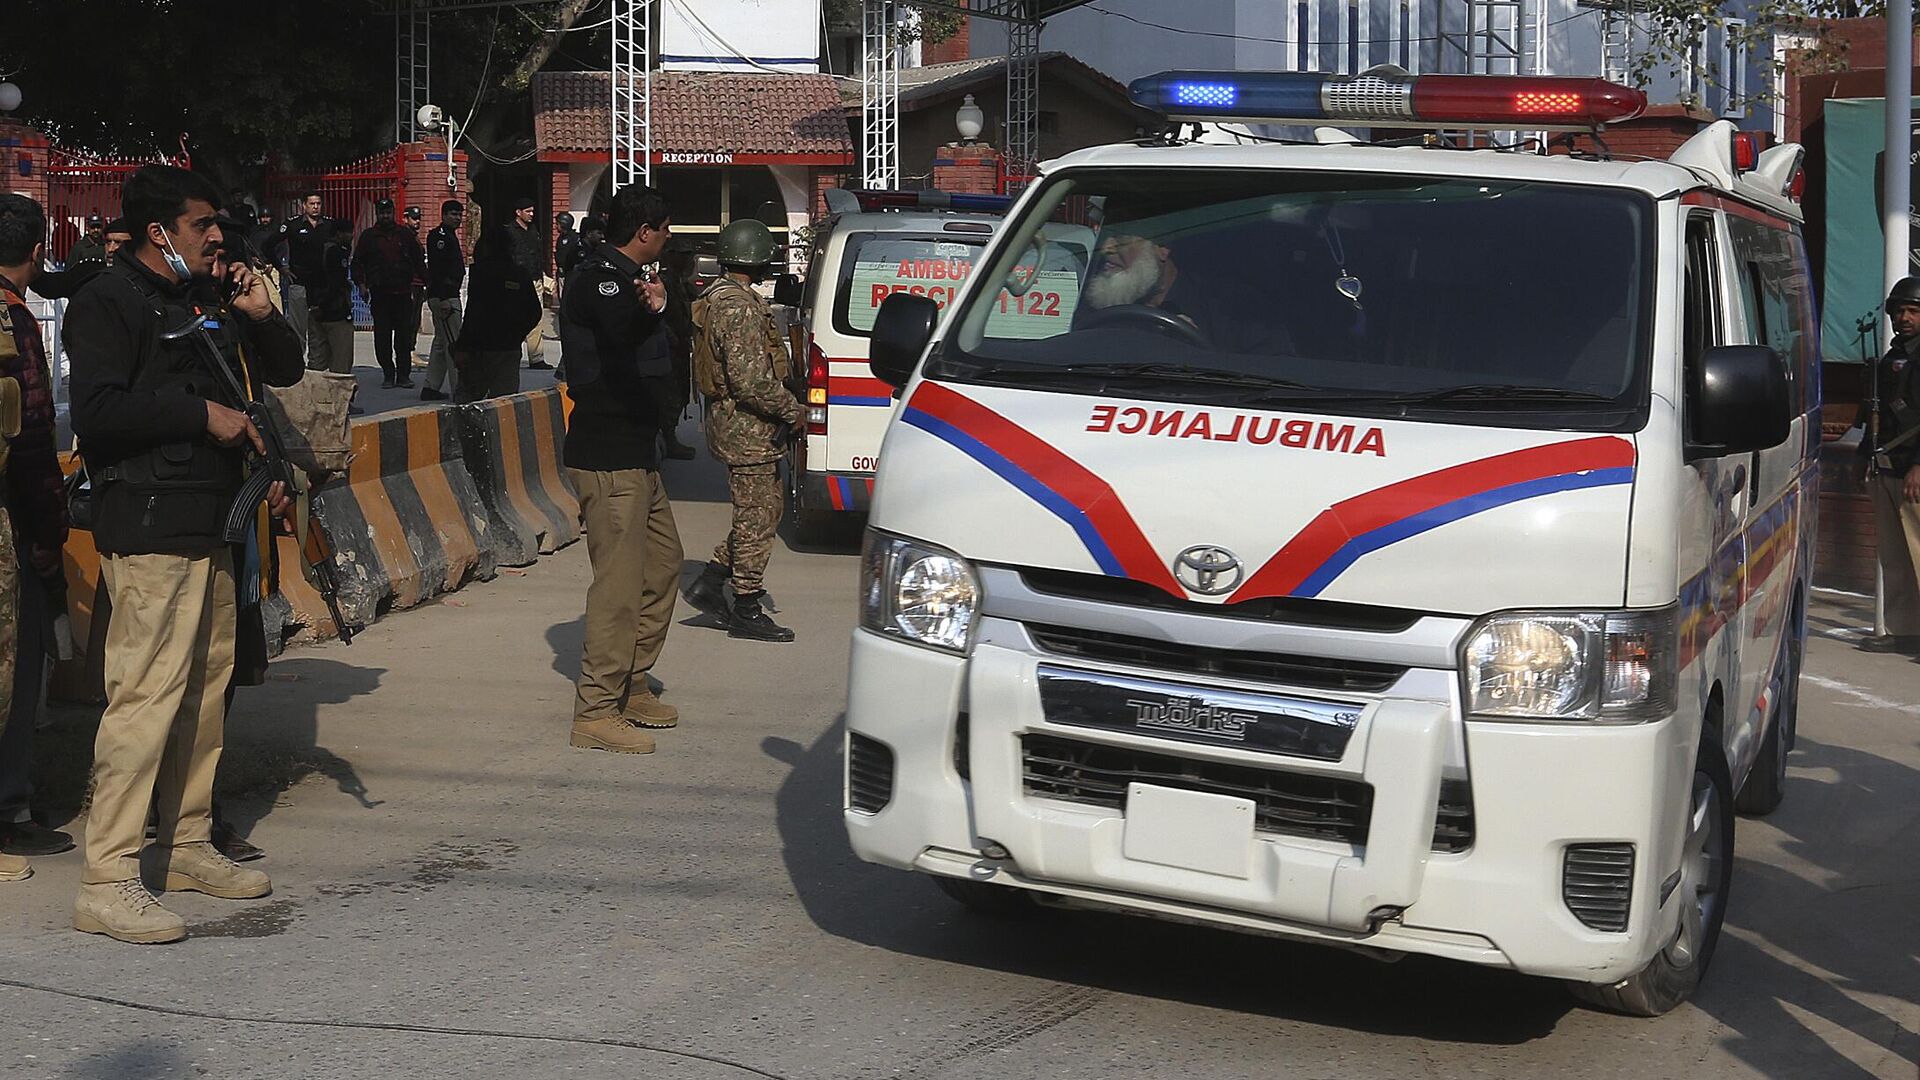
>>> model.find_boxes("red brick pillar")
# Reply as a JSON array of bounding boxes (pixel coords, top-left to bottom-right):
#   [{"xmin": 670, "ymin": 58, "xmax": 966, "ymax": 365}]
[
  {"xmin": 933, "ymin": 143, "xmax": 1002, "ymax": 195},
  {"xmin": 547, "ymin": 164, "xmax": 571, "ymax": 229},
  {"xmin": 813, "ymin": 169, "xmax": 846, "ymax": 217},
  {"xmin": 396, "ymin": 138, "xmax": 471, "ymax": 232},
  {"xmin": 0, "ymin": 119, "xmax": 52, "ymax": 207}
]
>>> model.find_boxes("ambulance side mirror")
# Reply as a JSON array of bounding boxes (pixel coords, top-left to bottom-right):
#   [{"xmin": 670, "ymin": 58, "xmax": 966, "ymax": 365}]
[
  {"xmin": 1686, "ymin": 344, "xmax": 1791, "ymax": 460},
  {"xmin": 870, "ymin": 292, "xmax": 940, "ymax": 390}
]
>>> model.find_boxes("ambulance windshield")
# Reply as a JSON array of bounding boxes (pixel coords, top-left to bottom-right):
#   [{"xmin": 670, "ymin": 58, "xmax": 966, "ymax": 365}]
[{"xmin": 940, "ymin": 168, "xmax": 1653, "ymax": 427}]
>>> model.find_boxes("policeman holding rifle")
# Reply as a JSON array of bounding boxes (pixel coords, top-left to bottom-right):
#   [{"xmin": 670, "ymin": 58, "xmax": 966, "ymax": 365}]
[
  {"xmin": 64, "ymin": 165, "xmax": 305, "ymax": 944},
  {"xmin": 1861, "ymin": 277, "xmax": 1920, "ymax": 655}
]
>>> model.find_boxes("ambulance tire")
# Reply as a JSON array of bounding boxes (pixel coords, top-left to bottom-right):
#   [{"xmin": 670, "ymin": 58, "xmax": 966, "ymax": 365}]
[
  {"xmin": 1568, "ymin": 738, "xmax": 1734, "ymax": 1017},
  {"xmin": 1735, "ymin": 628, "xmax": 1800, "ymax": 817},
  {"xmin": 932, "ymin": 874, "xmax": 1035, "ymax": 917}
]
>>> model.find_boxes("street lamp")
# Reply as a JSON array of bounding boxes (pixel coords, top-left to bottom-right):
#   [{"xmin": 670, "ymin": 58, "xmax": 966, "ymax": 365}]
[
  {"xmin": 955, "ymin": 94, "xmax": 984, "ymax": 143},
  {"xmin": 0, "ymin": 82, "xmax": 21, "ymax": 114}
]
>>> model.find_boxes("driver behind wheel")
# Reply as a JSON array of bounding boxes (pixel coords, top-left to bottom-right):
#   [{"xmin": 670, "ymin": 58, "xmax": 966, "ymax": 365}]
[{"xmin": 1082, "ymin": 227, "xmax": 1289, "ymax": 355}]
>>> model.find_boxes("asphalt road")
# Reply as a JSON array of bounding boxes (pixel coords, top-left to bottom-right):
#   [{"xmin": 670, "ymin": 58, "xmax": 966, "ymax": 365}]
[{"xmin": 1, "ymin": 453, "xmax": 1915, "ymax": 1080}]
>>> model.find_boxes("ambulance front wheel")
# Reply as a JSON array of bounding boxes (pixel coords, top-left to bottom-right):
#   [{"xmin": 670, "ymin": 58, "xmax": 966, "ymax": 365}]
[{"xmin": 1567, "ymin": 737, "xmax": 1734, "ymax": 1017}]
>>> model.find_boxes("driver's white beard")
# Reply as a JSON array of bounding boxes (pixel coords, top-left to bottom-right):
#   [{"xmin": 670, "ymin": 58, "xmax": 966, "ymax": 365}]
[{"xmin": 1084, "ymin": 255, "xmax": 1160, "ymax": 310}]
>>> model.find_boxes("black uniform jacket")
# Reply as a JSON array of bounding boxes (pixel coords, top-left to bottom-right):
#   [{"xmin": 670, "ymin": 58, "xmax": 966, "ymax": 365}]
[
  {"xmin": 561, "ymin": 246, "xmax": 673, "ymax": 472},
  {"xmin": 65, "ymin": 251, "xmax": 305, "ymax": 556}
]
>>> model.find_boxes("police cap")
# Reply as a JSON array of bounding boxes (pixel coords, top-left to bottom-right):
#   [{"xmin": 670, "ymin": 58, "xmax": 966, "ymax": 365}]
[{"xmin": 374, "ymin": 197, "xmax": 396, "ymax": 216}]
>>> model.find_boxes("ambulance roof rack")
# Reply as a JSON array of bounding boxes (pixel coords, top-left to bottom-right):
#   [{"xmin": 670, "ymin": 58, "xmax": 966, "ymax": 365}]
[
  {"xmin": 1127, "ymin": 68, "xmax": 1648, "ymax": 134},
  {"xmin": 824, "ymin": 188, "xmax": 1015, "ymax": 216}
]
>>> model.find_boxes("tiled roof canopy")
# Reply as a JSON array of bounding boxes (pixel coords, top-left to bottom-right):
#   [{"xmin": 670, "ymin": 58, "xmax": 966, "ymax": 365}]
[{"xmin": 533, "ymin": 71, "xmax": 854, "ymax": 161}]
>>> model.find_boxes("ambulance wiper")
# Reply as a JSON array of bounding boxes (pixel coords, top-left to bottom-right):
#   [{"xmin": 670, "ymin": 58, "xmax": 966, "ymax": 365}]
[{"xmin": 1382, "ymin": 383, "xmax": 1620, "ymax": 406}]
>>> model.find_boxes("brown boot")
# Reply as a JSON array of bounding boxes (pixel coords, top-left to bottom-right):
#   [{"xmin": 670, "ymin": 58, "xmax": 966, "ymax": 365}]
[
  {"xmin": 75, "ymin": 879, "xmax": 187, "ymax": 944},
  {"xmin": 570, "ymin": 715, "xmax": 657, "ymax": 753},
  {"xmin": 161, "ymin": 841, "xmax": 272, "ymax": 899},
  {"xmin": 0, "ymin": 851, "xmax": 30, "ymax": 882},
  {"xmin": 623, "ymin": 684, "xmax": 679, "ymax": 729}
]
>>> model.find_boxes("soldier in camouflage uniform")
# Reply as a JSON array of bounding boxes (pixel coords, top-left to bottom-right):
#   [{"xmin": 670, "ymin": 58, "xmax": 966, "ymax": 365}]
[{"xmin": 683, "ymin": 220, "xmax": 804, "ymax": 642}]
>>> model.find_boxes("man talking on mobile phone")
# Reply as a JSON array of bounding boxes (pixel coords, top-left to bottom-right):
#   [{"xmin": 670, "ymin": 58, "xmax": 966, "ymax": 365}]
[{"xmin": 63, "ymin": 165, "xmax": 305, "ymax": 944}]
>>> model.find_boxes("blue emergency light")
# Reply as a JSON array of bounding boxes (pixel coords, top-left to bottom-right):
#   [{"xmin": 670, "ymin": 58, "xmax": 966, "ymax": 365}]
[{"xmin": 1129, "ymin": 70, "xmax": 1647, "ymax": 131}]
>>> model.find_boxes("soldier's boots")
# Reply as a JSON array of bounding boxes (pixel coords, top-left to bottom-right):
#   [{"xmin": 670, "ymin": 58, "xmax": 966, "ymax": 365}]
[
  {"xmin": 0, "ymin": 851, "xmax": 30, "ymax": 882},
  {"xmin": 74, "ymin": 879, "xmax": 187, "ymax": 944},
  {"xmin": 729, "ymin": 591, "xmax": 795, "ymax": 643},
  {"xmin": 684, "ymin": 562, "xmax": 732, "ymax": 618},
  {"xmin": 570, "ymin": 715, "xmax": 658, "ymax": 754},
  {"xmin": 162, "ymin": 841, "xmax": 272, "ymax": 900},
  {"xmin": 623, "ymin": 683, "xmax": 680, "ymax": 729}
]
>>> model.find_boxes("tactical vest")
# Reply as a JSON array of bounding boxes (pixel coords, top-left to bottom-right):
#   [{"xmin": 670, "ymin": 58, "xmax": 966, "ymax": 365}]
[{"xmin": 691, "ymin": 278, "xmax": 788, "ymax": 400}]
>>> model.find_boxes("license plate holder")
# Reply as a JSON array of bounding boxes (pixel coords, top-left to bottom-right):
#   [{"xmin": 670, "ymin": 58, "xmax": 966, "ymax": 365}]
[{"xmin": 1122, "ymin": 783, "xmax": 1256, "ymax": 878}]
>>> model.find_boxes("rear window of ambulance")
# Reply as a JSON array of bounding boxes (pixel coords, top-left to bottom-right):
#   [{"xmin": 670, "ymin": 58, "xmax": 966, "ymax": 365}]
[{"xmin": 832, "ymin": 233, "xmax": 986, "ymax": 336}]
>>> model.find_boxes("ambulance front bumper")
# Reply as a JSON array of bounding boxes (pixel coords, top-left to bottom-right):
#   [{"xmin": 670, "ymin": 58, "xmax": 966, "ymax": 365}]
[{"xmin": 843, "ymin": 616, "xmax": 1692, "ymax": 985}]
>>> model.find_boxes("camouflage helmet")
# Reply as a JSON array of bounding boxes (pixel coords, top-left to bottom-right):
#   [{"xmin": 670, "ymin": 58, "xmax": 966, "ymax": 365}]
[{"xmin": 716, "ymin": 219, "xmax": 778, "ymax": 268}]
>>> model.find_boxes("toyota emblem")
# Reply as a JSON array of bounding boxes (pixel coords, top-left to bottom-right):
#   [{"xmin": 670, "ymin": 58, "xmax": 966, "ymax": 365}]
[{"xmin": 1173, "ymin": 545, "xmax": 1243, "ymax": 595}]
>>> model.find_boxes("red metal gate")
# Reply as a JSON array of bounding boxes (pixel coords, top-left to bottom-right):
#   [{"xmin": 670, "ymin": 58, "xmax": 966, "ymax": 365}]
[
  {"xmin": 45, "ymin": 150, "xmax": 174, "ymax": 264},
  {"xmin": 264, "ymin": 148, "xmax": 406, "ymax": 240}
]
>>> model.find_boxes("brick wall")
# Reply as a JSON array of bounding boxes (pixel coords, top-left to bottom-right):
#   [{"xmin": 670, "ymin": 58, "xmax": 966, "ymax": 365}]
[
  {"xmin": 812, "ymin": 169, "xmax": 846, "ymax": 217},
  {"xmin": 1555, "ymin": 105, "xmax": 1717, "ymax": 161},
  {"xmin": 922, "ymin": 16, "xmax": 970, "ymax": 66},
  {"xmin": 932, "ymin": 142, "xmax": 1001, "ymax": 195},
  {"xmin": 0, "ymin": 119, "xmax": 51, "ymax": 206},
  {"xmin": 398, "ymin": 139, "xmax": 470, "ymax": 232}
]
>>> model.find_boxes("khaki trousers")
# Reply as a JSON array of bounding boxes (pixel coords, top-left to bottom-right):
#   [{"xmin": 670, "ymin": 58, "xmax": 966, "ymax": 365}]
[
  {"xmin": 1872, "ymin": 472, "xmax": 1920, "ymax": 636},
  {"xmin": 308, "ymin": 319, "xmax": 356, "ymax": 375},
  {"xmin": 568, "ymin": 468, "xmax": 682, "ymax": 722},
  {"xmin": 84, "ymin": 551, "xmax": 236, "ymax": 883}
]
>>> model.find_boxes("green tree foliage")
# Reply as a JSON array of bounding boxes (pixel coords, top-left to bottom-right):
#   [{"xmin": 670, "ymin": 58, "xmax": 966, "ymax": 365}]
[
  {"xmin": 1628, "ymin": 0, "xmax": 1905, "ymax": 111},
  {"xmin": 0, "ymin": 0, "xmax": 549, "ymax": 190}
]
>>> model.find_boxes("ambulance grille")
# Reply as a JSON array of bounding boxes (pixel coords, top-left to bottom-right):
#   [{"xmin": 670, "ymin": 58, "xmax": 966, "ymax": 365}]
[
  {"xmin": 848, "ymin": 733, "xmax": 895, "ymax": 814},
  {"xmin": 1027, "ymin": 624, "xmax": 1406, "ymax": 694},
  {"xmin": 1563, "ymin": 844, "xmax": 1635, "ymax": 932},
  {"xmin": 1022, "ymin": 734, "xmax": 1374, "ymax": 845},
  {"xmin": 1022, "ymin": 735, "xmax": 1475, "ymax": 853}
]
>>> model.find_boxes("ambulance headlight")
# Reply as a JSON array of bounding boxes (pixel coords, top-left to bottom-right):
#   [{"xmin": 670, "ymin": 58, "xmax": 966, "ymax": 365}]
[
  {"xmin": 1462, "ymin": 607, "xmax": 1677, "ymax": 722},
  {"xmin": 860, "ymin": 531, "xmax": 980, "ymax": 654}
]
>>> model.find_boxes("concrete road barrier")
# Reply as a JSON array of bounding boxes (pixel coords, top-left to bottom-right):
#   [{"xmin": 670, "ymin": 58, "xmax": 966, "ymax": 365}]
[{"xmin": 53, "ymin": 387, "xmax": 579, "ymax": 692}]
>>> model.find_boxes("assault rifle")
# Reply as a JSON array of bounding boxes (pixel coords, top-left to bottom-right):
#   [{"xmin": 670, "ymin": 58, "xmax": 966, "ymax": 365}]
[{"xmin": 163, "ymin": 311, "xmax": 359, "ymax": 643}]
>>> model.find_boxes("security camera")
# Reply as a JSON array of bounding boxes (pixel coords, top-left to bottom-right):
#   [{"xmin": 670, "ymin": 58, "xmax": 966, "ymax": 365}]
[{"xmin": 416, "ymin": 103, "xmax": 445, "ymax": 132}]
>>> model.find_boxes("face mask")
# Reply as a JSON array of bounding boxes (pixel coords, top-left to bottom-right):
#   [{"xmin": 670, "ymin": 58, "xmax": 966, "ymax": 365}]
[{"xmin": 158, "ymin": 229, "xmax": 194, "ymax": 283}]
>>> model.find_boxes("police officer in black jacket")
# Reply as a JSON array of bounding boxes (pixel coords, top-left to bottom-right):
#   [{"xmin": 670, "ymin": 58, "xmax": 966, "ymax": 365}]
[
  {"xmin": 559, "ymin": 184, "xmax": 682, "ymax": 754},
  {"xmin": 62, "ymin": 165, "xmax": 304, "ymax": 944}
]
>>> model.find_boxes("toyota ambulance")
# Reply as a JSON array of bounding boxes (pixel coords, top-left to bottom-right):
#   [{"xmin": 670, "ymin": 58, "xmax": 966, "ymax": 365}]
[
  {"xmin": 842, "ymin": 70, "xmax": 1819, "ymax": 1016},
  {"xmin": 791, "ymin": 190, "xmax": 1091, "ymax": 541}
]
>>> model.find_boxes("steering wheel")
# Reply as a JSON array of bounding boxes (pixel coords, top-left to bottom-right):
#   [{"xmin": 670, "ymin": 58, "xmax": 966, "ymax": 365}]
[{"xmin": 1078, "ymin": 303, "xmax": 1211, "ymax": 348}]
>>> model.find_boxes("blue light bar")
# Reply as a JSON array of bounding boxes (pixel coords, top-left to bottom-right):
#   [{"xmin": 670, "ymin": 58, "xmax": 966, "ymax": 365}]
[{"xmin": 1130, "ymin": 71, "xmax": 1328, "ymax": 122}]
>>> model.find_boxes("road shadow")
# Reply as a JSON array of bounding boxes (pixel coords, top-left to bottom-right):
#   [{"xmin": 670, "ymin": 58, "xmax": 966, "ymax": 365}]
[
  {"xmin": 1691, "ymin": 733, "xmax": 1920, "ymax": 1079},
  {"xmin": 218, "ymin": 657, "xmax": 387, "ymax": 840},
  {"xmin": 32, "ymin": 657, "xmax": 383, "ymax": 848},
  {"xmin": 762, "ymin": 720, "xmax": 1576, "ymax": 1046}
]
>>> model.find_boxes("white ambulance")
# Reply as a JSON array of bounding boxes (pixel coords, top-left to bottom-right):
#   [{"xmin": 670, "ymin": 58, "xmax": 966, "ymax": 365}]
[
  {"xmin": 844, "ymin": 70, "xmax": 1819, "ymax": 1016},
  {"xmin": 790, "ymin": 191, "xmax": 1090, "ymax": 541}
]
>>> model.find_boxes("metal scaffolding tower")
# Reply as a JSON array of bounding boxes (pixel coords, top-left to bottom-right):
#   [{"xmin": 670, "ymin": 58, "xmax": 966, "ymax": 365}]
[
  {"xmin": 862, "ymin": 0, "xmax": 901, "ymax": 189},
  {"xmin": 612, "ymin": 0, "xmax": 651, "ymax": 190},
  {"xmin": 1440, "ymin": 0, "xmax": 1526, "ymax": 75},
  {"xmin": 1004, "ymin": 6, "xmax": 1041, "ymax": 182},
  {"xmin": 395, "ymin": 0, "xmax": 431, "ymax": 142},
  {"xmin": 1576, "ymin": 0, "xmax": 1640, "ymax": 84}
]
